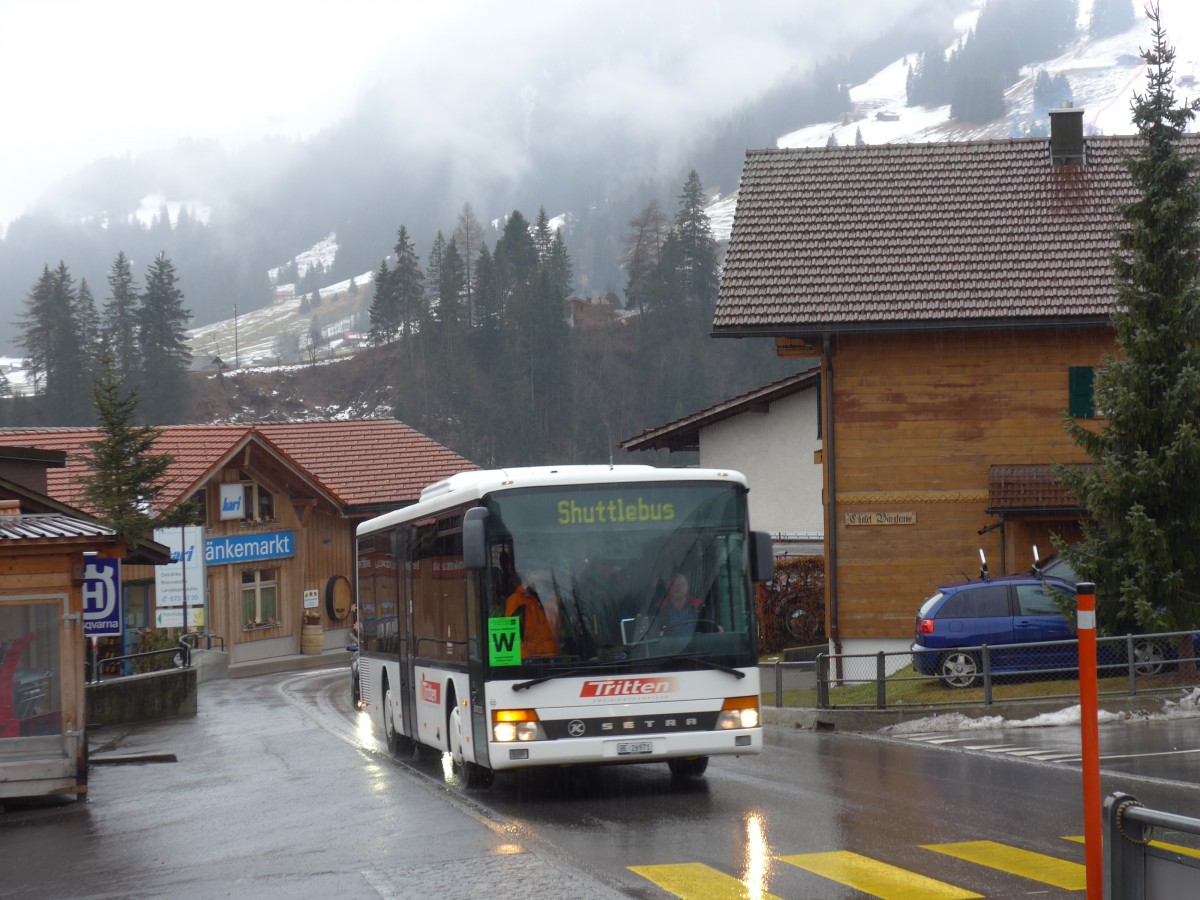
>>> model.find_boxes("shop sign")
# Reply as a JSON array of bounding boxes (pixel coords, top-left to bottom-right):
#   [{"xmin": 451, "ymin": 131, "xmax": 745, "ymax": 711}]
[{"xmin": 83, "ymin": 557, "xmax": 122, "ymax": 636}]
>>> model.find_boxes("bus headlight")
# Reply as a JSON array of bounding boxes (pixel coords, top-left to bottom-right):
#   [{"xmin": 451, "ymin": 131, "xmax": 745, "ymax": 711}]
[
  {"xmin": 493, "ymin": 709, "xmax": 545, "ymax": 742},
  {"xmin": 718, "ymin": 696, "xmax": 760, "ymax": 729}
]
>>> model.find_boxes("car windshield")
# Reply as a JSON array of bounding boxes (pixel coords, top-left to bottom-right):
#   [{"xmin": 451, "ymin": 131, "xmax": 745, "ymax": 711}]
[{"xmin": 481, "ymin": 481, "xmax": 756, "ymax": 673}]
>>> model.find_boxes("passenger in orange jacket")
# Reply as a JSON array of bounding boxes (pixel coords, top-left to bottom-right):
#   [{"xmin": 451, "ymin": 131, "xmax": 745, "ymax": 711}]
[{"xmin": 505, "ymin": 580, "xmax": 562, "ymax": 658}]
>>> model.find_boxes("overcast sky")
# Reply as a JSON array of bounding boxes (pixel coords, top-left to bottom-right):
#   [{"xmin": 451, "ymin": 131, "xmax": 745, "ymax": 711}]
[{"xmin": 0, "ymin": 0, "xmax": 944, "ymax": 230}]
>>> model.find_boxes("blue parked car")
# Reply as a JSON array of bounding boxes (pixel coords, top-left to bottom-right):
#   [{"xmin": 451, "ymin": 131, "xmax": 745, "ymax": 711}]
[
  {"xmin": 912, "ymin": 575, "xmax": 1079, "ymax": 688},
  {"xmin": 911, "ymin": 573, "xmax": 1194, "ymax": 688}
]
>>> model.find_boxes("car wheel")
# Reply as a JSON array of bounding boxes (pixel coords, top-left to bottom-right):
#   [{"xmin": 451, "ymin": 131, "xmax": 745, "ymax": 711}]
[
  {"xmin": 351, "ymin": 668, "xmax": 361, "ymax": 708},
  {"xmin": 667, "ymin": 756, "xmax": 709, "ymax": 778},
  {"xmin": 938, "ymin": 651, "xmax": 980, "ymax": 689},
  {"xmin": 1132, "ymin": 641, "xmax": 1165, "ymax": 677}
]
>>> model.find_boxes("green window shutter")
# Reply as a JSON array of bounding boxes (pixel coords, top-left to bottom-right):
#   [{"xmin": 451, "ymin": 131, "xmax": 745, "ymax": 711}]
[{"xmin": 1068, "ymin": 366, "xmax": 1095, "ymax": 418}]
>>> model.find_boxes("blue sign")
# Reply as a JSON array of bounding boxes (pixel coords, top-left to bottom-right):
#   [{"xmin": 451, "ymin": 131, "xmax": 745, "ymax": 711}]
[
  {"xmin": 205, "ymin": 531, "xmax": 295, "ymax": 566},
  {"xmin": 83, "ymin": 557, "xmax": 122, "ymax": 636}
]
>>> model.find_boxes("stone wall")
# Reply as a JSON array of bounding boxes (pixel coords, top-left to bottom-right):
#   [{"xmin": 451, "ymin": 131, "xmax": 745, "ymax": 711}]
[{"xmin": 86, "ymin": 668, "xmax": 198, "ymax": 726}]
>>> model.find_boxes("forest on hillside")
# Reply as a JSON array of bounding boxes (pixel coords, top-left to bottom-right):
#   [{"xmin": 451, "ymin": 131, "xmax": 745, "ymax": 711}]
[{"xmin": 3, "ymin": 170, "xmax": 799, "ymax": 466}]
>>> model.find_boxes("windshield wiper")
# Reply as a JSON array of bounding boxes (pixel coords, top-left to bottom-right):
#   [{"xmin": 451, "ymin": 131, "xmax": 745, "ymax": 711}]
[
  {"xmin": 513, "ymin": 667, "xmax": 593, "ymax": 691},
  {"xmin": 661, "ymin": 654, "xmax": 746, "ymax": 678}
]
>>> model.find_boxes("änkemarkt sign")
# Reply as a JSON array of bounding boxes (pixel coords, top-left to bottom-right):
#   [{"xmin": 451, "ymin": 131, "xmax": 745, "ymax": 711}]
[{"xmin": 845, "ymin": 511, "xmax": 917, "ymax": 526}]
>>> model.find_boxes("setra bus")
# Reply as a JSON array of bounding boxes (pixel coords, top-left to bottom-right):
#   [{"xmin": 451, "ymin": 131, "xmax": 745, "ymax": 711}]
[{"xmin": 354, "ymin": 465, "xmax": 773, "ymax": 787}]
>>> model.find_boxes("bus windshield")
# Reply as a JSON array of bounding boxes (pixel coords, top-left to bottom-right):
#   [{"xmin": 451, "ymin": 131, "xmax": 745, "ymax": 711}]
[{"xmin": 482, "ymin": 481, "xmax": 756, "ymax": 672}]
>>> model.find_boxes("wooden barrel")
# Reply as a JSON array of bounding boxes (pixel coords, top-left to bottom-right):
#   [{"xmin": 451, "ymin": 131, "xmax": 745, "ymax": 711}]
[{"xmin": 301, "ymin": 622, "xmax": 323, "ymax": 655}]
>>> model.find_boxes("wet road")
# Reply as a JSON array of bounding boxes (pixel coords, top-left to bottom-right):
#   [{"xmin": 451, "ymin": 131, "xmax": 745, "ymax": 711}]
[{"xmin": 3, "ymin": 668, "xmax": 1197, "ymax": 898}]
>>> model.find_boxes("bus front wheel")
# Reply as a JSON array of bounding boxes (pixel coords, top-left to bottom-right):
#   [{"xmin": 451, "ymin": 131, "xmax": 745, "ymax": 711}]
[
  {"xmin": 667, "ymin": 756, "xmax": 708, "ymax": 778},
  {"xmin": 449, "ymin": 703, "xmax": 494, "ymax": 789}
]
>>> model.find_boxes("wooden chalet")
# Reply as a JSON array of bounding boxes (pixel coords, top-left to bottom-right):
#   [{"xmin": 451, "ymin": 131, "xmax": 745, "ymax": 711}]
[
  {"xmin": 712, "ymin": 109, "xmax": 1192, "ymax": 653},
  {"xmin": 1, "ymin": 421, "xmax": 476, "ymax": 667}
]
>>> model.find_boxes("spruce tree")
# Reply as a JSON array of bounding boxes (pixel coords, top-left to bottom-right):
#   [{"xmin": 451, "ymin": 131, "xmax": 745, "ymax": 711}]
[
  {"xmin": 1091, "ymin": 0, "xmax": 1136, "ymax": 40},
  {"xmin": 368, "ymin": 260, "xmax": 398, "ymax": 344},
  {"xmin": 103, "ymin": 251, "xmax": 141, "ymax": 385},
  {"xmin": 137, "ymin": 252, "xmax": 192, "ymax": 424},
  {"xmin": 393, "ymin": 225, "xmax": 426, "ymax": 342},
  {"xmin": 17, "ymin": 262, "xmax": 90, "ymax": 423},
  {"xmin": 81, "ymin": 353, "xmax": 192, "ymax": 550},
  {"xmin": 1059, "ymin": 6, "xmax": 1200, "ymax": 635},
  {"xmin": 673, "ymin": 170, "xmax": 720, "ymax": 307}
]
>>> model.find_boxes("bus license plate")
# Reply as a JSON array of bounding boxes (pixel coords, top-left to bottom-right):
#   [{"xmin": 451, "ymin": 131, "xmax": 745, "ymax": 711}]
[{"xmin": 617, "ymin": 741, "xmax": 653, "ymax": 756}]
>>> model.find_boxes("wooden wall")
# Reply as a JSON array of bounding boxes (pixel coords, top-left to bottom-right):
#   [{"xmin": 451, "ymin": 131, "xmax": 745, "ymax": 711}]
[{"xmin": 826, "ymin": 326, "xmax": 1111, "ymax": 640}]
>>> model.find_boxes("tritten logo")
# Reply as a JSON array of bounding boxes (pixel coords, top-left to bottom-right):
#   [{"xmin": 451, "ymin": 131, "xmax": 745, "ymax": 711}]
[
  {"xmin": 579, "ymin": 677, "xmax": 676, "ymax": 698},
  {"xmin": 420, "ymin": 675, "xmax": 441, "ymax": 704}
]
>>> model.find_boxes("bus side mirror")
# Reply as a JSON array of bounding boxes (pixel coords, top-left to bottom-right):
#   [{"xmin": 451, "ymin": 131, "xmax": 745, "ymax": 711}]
[
  {"xmin": 750, "ymin": 531, "xmax": 774, "ymax": 583},
  {"xmin": 463, "ymin": 507, "xmax": 488, "ymax": 570}
]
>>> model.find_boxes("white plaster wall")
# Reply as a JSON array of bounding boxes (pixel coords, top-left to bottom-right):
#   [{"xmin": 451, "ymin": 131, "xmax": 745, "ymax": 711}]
[{"xmin": 698, "ymin": 387, "xmax": 823, "ymax": 538}]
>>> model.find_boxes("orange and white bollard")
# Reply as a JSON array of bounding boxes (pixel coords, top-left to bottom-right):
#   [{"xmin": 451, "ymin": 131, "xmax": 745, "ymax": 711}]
[{"xmin": 1076, "ymin": 582, "xmax": 1103, "ymax": 898}]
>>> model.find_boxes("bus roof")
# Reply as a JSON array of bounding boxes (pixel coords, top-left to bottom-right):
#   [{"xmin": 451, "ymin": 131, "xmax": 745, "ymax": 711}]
[{"xmin": 356, "ymin": 465, "xmax": 749, "ymax": 537}]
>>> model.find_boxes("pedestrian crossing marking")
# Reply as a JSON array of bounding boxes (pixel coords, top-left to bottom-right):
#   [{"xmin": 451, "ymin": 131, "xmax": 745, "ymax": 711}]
[
  {"xmin": 628, "ymin": 862, "xmax": 783, "ymax": 900},
  {"xmin": 778, "ymin": 850, "xmax": 981, "ymax": 899},
  {"xmin": 923, "ymin": 840, "xmax": 1086, "ymax": 890},
  {"xmin": 1065, "ymin": 834, "xmax": 1200, "ymax": 859}
]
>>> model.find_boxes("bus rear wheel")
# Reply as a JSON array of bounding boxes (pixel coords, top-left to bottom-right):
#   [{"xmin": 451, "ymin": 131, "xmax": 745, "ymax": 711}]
[{"xmin": 667, "ymin": 756, "xmax": 709, "ymax": 778}]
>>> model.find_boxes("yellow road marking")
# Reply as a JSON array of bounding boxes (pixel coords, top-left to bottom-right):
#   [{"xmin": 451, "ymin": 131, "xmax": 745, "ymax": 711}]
[
  {"xmin": 628, "ymin": 862, "xmax": 783, "ymax": 900},
  {"xmin": 778, "ymin": 850, "xmax": 981, "ymax": 900},
  {"xmin": 923, "ymin": 840, "xmax": 1085, "ymax": 890},
  {"xmin": 1065, "ymin": 834, "xmax": 1200, "ymax": 859}
]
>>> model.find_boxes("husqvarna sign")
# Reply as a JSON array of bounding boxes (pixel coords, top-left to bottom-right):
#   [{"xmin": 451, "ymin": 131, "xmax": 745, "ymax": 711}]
[{"xmin": 219, "ymin": 483, "xmax": 245, "ymax": 520}]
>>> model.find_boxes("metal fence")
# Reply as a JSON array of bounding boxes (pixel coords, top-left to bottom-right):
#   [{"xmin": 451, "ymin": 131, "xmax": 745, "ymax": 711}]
[
  {"xmin": 1105, "ymin": 791, "xmax": 1200, "ymax": 898},
  {"xmin": 759, "ymin": 630, "xmax": 1200, "ymax": 709}
]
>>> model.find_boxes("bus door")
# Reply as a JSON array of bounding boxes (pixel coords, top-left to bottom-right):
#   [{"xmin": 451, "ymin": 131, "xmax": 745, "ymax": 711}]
[{"xmin": 392, "ymin": 526, "xmax": 418, "ymax": 742}]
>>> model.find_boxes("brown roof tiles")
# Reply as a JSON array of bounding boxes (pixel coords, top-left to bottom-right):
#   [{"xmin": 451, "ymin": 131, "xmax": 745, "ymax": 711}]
[
  {"xmin": 714, "ymin": 136, "xmax": 1189, "ymax": 335},
  {"xmin": 0, "ymin": 420, "xmax": 476, "ymax": 517}
]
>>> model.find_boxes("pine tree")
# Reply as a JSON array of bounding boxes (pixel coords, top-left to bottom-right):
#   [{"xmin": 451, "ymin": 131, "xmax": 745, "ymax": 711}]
[
  {"xmin": 673, "ymin": 170, "xmax": 720, "ymax": 307},
  {"xmin": 393, "ymin": 225, "xmax": 426, "ymax": 341},
  {"xmin": 367, "ymin": 260, "xmax": 398, "ymax": 344},
  {"xmin": 81, "ymin": 352, "xmax": 193, "ymax": 550},
  {"xmin": 137, "ymin": 252, "xmax": 192, "ymax": 424},
  {"xmin": 103, "ymin": 251, "xmax": 141, "ymax": 385},
  {"xmin": 1059, "ymin": 6, "xmax": 1200, "ymax": 635},
  {"xmin": 17, "ymin": 262, "xmax": 90, "ymax": 423}
]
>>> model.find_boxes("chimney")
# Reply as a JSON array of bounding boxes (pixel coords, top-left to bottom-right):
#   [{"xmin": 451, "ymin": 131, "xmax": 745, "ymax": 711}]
[{"xmin": 1049, "ymin": 105, "xmax": 1085, "ymax": 165}]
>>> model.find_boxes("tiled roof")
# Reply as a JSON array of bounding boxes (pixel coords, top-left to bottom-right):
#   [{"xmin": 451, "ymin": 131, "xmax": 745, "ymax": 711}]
[
  {"xmin": 0, "ymin": 420, "xmax": 476, "ymax": 516},
  {"xmin": 713, "ymin": 135, "xmax": 1194, "ymax": 334},
  {"xmin": 621, "ymin": 367, "xmax": 819, "ymax": 452},
  {"xmin": 253, "ymin": 420, "xmax": 476, "ymax": 510},
  {"xmin": 987, "ymin": 464, "xmax": 1085, "ymax": 512}
]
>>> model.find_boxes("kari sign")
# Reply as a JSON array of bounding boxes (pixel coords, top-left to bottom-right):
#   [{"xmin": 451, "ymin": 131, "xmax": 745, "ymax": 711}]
[
  {"xmin": 83, "ymin": 557, "xmax": 122, "ymax": 637},
  {"xmin": 153, "ymin": 526, "xmax": 206, "ymax": 610},
  {"xmin": 219, "ymin": 483, "xmax": 245, "ymax": 520}
]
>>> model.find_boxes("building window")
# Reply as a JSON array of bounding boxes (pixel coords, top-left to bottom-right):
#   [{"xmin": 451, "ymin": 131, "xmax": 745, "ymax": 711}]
[
  {"xmin": 242, "ymin": 569, "xmax": 279, "ymax": 627},
  {"xmin": 242, "ymin": 480, "xmax": 275, "ymax": 521},
  {"xmin": 1068, "ymin": 366, "xmax": 1095, "ymax": 418}
]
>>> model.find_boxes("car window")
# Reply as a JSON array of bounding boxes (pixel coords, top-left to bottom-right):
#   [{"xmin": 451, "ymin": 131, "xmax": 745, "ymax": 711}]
[
  {"xmin": 918, "ymin": 592, "xmax": 944, "ymax": 618},
  {"xmin": 937, "ymin": 585, "xmax": 1010, "ymax": 618},
  {"xmin": 1015, "ymin": 583, "xmax": 1064, "ymax": 617}
]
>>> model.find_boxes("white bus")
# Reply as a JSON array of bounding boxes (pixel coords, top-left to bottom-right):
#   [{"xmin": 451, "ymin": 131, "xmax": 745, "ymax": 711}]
[{"xmin": 354, "ymin": 465, "xmax": 773, "ymax": 787}]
